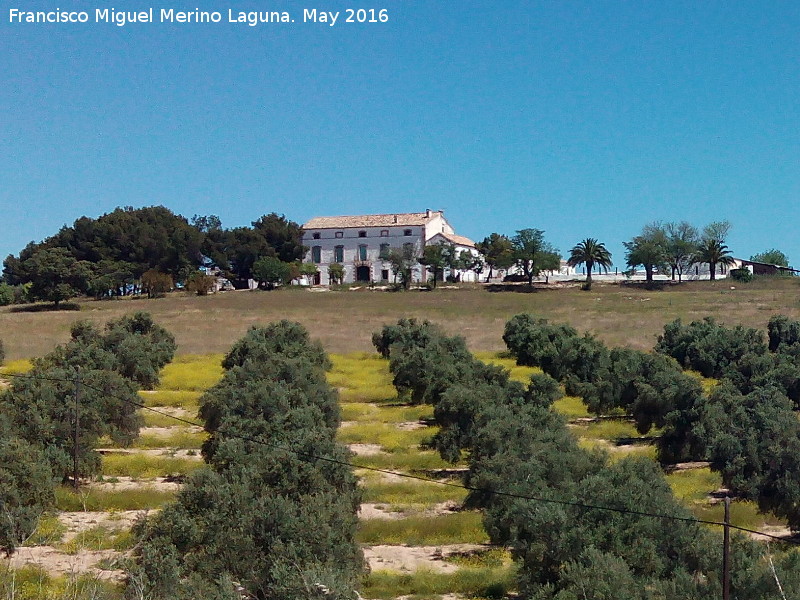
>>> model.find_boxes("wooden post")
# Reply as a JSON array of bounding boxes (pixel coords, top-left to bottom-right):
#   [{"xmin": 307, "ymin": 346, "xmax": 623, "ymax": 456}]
[
  {"xmin": 73, "ymin": 371, "xmax": 81, "ymax": 490},
  {"xmin": 722, "ymin": 496, "xmax": 731, "ymax": 600}
]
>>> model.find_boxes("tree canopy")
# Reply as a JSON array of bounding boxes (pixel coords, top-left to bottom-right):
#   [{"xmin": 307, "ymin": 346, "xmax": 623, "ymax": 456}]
[
  {"xmin": 476, "ymin": 233, "xmax": 514, "ymax": 280},
  {"xmin": 3, "ymin": 207, "xmax": 306, "ymax": 300},
  {"xmin": 128, "ymin": 321, "xmax": 362, "ymax": 600},
  {"xmin": 566, "ymin": 238, "xmax": 612, "ymax": 290},
  {"xmin": 511, "ymin": 229, "xmax": 560, "ymax": 286},
  {"xmin": 751, "ymin": 248, "xmax": 790, "ymax": 268}
]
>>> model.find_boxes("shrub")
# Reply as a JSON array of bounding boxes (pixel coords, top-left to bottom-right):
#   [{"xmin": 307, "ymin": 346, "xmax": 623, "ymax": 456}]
[
  {"xmin": 371, "ymin": 317, "xmax": 445, "ymax": 359},
  {"xmin": 222, "ymin": 320, "xmax": 330, "ymax": 370},
  {"xmin": 655, "ymin": 317, "xmax": 767, "ymax": 379},
  {"xmin": 767, "ymin": 315, "xmax": 800, "ymax": 354},
  {"xmin": 184, "ymin": 271, "xmax": 216, "ymax": 295},
  {"xmin": 141, "ymin": 269, "xmax": 172, "ymax": 298},
  {"xmin": 730, "ymin": 267, "xmax": 753, "ymax": 282},
  {"xmin": 0, "ymin": 432, "xmax": 55, "ymax": 556}
]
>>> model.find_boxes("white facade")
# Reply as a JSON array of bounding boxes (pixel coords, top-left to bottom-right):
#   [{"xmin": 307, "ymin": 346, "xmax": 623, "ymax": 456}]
[
  {"xmin": 302, "ymin": 210, "xmax": 476, "ymax": 285},
  {"xmin": 426, "ymin": 232, "xmax": 483, "ymax": 282}
]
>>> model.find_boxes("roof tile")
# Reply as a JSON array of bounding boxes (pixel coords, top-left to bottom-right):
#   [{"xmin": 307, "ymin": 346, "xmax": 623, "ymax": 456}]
[{"xmin": 303, "ymin": 212, "xmax": 441, "ymax": 229}]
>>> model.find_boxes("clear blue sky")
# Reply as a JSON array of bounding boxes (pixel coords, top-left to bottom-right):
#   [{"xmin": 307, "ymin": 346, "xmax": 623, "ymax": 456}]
[{"xmin": 2, "ymin": 1, "xmax": 799, "ymax": 269}]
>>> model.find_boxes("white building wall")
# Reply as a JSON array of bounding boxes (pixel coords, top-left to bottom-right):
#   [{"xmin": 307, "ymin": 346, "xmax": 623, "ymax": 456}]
[{"xmin": 303, "ymin": 225, "xmax": 426, "ymax": 285}]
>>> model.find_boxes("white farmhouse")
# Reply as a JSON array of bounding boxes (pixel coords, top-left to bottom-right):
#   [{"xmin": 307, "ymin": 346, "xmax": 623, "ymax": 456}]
[{"xmin": 302, "ymin": 210, "xmax": 478, "ymax": 285}]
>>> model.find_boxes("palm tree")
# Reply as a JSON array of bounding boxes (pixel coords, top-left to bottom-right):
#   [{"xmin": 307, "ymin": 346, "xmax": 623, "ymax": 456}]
[
  {"xmin": 567, "ymin": 238, "xmax": 613, "ymax": 290},
  {"xmin": 695, "ymin": 238, "xmax": 735, "ymax": 281}
]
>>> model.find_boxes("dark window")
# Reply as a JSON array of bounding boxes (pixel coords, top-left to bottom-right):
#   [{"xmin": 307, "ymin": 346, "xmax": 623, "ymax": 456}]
[
  {"xmin": 381, "ymin": 269, "xmax": 389, "ymax": 281},
  {"xmin": 380, "ymin": 230, "xmax": 389, "ymax": 237},
  {"xmin": 311, "ymin": 246, "xmax": 321, "ymax": 263},
  {"xmin": 358, "ymin": 230, "xmax": 367, "ymax": 238},
  {"xmin": 334, "ymin": 246, "xmax": 344, "ymax": 263},
  {"xmin": 312, "ymin": 232, "xmax": 320, "ymax": 240},
  {"xmin": 335, "ymin": 231, "xmax": 343, "ymax": 239},
  {"xmin": 358, "ymin": 245, "xmax": 368, "ymax": 261},
  {"xmin": 404, "ymin": 229, "xmax": 413, "ymax": 236}
]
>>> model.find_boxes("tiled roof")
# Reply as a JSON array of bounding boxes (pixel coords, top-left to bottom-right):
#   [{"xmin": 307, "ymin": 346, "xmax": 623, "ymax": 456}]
[
  {"xmin": 433, "ymin": 232, "xmax": 476, "ymax": 248},
  {"xmin": 303, "ymin": 211, "xmax": 441, "ymax": 229}
]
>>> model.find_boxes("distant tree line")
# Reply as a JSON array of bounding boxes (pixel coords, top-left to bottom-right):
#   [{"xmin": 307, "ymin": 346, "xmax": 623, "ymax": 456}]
[
  {"xmin": 127, "ymin": 321, "xmax": 363, "ymax": 599},
  {"xmin": 372, "ymin": 317, "xmax": 800, "ymax": 598},
  {"xmin": 0, "ymin": 312, "xmax": 175, "ymax": 555},
  {"xmin": 1, "ymin": 206, "xmax": 794, "ymax": 304},
  {"xmin": 1, "ymin": 206, "xmax": 306, "ymax": 305}
]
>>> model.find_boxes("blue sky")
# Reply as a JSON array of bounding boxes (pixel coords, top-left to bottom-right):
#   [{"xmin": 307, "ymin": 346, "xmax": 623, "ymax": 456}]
[{"xmin": 2, "ymin": 1, "xmax": 799, "ymax": 269}]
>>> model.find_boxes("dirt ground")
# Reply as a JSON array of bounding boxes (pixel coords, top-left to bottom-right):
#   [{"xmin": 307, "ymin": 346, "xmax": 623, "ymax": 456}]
[{"xmin": 363, "ymin": 544, "xmax": 486, "ymax": 574}]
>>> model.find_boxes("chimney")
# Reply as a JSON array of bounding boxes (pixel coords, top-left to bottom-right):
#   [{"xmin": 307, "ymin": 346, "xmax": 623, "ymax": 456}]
[
  {"xmin": 425, "ymin": 209, "xmax": 432, "ymax": 218},
  {"xmin": 393, "ymin": 215, "xmax": 398, "ymax": 223}
]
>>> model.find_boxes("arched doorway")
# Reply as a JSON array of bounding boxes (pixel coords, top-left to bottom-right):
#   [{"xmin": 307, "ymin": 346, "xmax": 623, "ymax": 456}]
[{"xmin": 356, "ymin": 266, "xmax": 371, "ymax": 282}]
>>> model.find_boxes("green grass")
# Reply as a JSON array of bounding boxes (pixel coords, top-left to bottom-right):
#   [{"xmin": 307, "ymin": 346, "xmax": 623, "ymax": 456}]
[
  {"xmin": 138, "ymin": 390, "xmax": 202, "ymax": 409},
  {"xmin": 340, "ymin": 402, "xmax": 432, "ymax": 424},
  {"xmin": 0, "ymin": 358, "xmax": 34, "ymax": 375},
  {"xmin": 328, "ymin": 353, "xmax": 397, "ymax": 403},
  {"xmin": 443, "ymin": 547, "xmax": 511, "ymax": 568},
  {"xmin": 354, "ymin": 450, "xmax": 455, "ymax": 472},
  {"xmin": 59, "ymin": 526, "xmax": 135, "ymax": 555},
  {"xmin": 664, "ymin": 467, "xmax": 785, "ymax": 529},
  {"xmin": 553, "ymin": 395, "xmax": 591, "ymax": 419},
  {"xmin": 101, "ymin": 453, "xmax": 204, "ymax": 478},
  {"xmin": 0, "ymin": 566, "xmax": 123, "ymax": 600},
  {"xmin": 24, "ymin": 514, "xmax": 67, "ymax": 546},
  {"xmin": 158, "ymin": 354, "xmax": 224, "ymax": 391},
  {"xmin": 361, "ymin": 480, "xmax": 468, "ymax": 508},
  {"xmin": 686, "ymin": 370, "xmax": 720, "ymax": 395},
  {"xmin": 338, "ymin": 423, "xmax": 436, "ymax": 453},
  {"xmin": 357, "ymin": 512, "xmax": 488, "ymax": 545},
  {"xmin": 694, "ymin": 500, "xmax": 786, "ymax": 530},
  {"xmin": 361, "ymin": 565, "xmax": 515, "ymax": 600},
  {"xmin": 665, "ymin": 467, "xmax": 722, "ymax": 504},
  {"xmin": 55, "ymin": 486, "xmax": 177, "ymax": 511},
  {"xmin": 577, "ymin": 438, "xmax": 658, "ymax": 462},
  {"xmin": 132, "ymin": 429, "xmax": 207, "ymax": 449},
  {"xmin": 570, "ymin": 419, "xmax": 647, "ymax": 441},
  {"xmin": 474, "ymin": 352, "xmax": 543, "ymax": 384}
]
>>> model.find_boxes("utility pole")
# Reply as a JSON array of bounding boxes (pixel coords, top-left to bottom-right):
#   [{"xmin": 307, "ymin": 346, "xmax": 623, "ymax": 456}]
[
  {"xmin": 73, "ymin": 370, "xmax": 81, "ymax": 490},
  {"xmin": 722, "ymin": 496, "xmax": 731, "ymax": 600}
]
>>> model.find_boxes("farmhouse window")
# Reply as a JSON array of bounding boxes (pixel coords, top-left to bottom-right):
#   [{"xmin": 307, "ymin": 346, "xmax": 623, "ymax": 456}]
[
  {"xmin": 380, "ymin": 230, "xmax": 389, "ymax": 237},
  {"xmin": 311, "ymin": 246, "xmax": 321, "ymax": 263},
  {"xmin": 334, "ymin": 246, "xmax": 344, "ymax": 263},
  {"xmin": 335, "ymin": 231, "xmax": 343, "ymax": 239},
  {"xmin": 403, "ymin": 229, "xmax": 413, "ymax": 236},
  {"xmin": 358, "ymin": 230, "xmax": 367, "ymax": 238},
  {"xmin": 312, "ymin": 232, "xmax": 320, "ymax": 240},
  {"xmin": 358, "ymin": 245, "xmax": 368, "ymax": 261},
  {"xmin": 379, "ymin": 243, "xmax": 390, "ymax": 258}
]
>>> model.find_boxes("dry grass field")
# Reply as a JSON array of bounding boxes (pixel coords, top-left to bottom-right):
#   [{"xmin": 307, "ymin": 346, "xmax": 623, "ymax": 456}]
[{"xmin": 1, "ymin": 277, "xmax": 798, "ymax": 360}]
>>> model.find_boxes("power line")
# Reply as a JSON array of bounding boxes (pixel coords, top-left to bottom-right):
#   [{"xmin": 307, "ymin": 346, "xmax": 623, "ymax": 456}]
[{"xmin": 2, "ymin": 369, "xmax": 799, "ymax": 546}]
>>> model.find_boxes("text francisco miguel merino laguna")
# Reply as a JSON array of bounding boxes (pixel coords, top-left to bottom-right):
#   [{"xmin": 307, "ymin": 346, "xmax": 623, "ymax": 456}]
[{"xmin": 7, "ymin": 7, "xmax": 360, "ymax": 27}]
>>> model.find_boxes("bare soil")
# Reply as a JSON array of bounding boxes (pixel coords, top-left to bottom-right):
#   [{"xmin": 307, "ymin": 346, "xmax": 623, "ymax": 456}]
[
  {"xmin": 58, "ymin": 510, "xmax": 148, "ymax": 542},
  {"xmin": 349, "ymin": 443, "xmax": 387, "ymax": 456},
  {"xmin": 363, "ymin": 544, "xmax": 486, "ymax": 573},
  {"xmin": 4, "ymin": 546, "xmax": 124, "ymax": 580}
]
